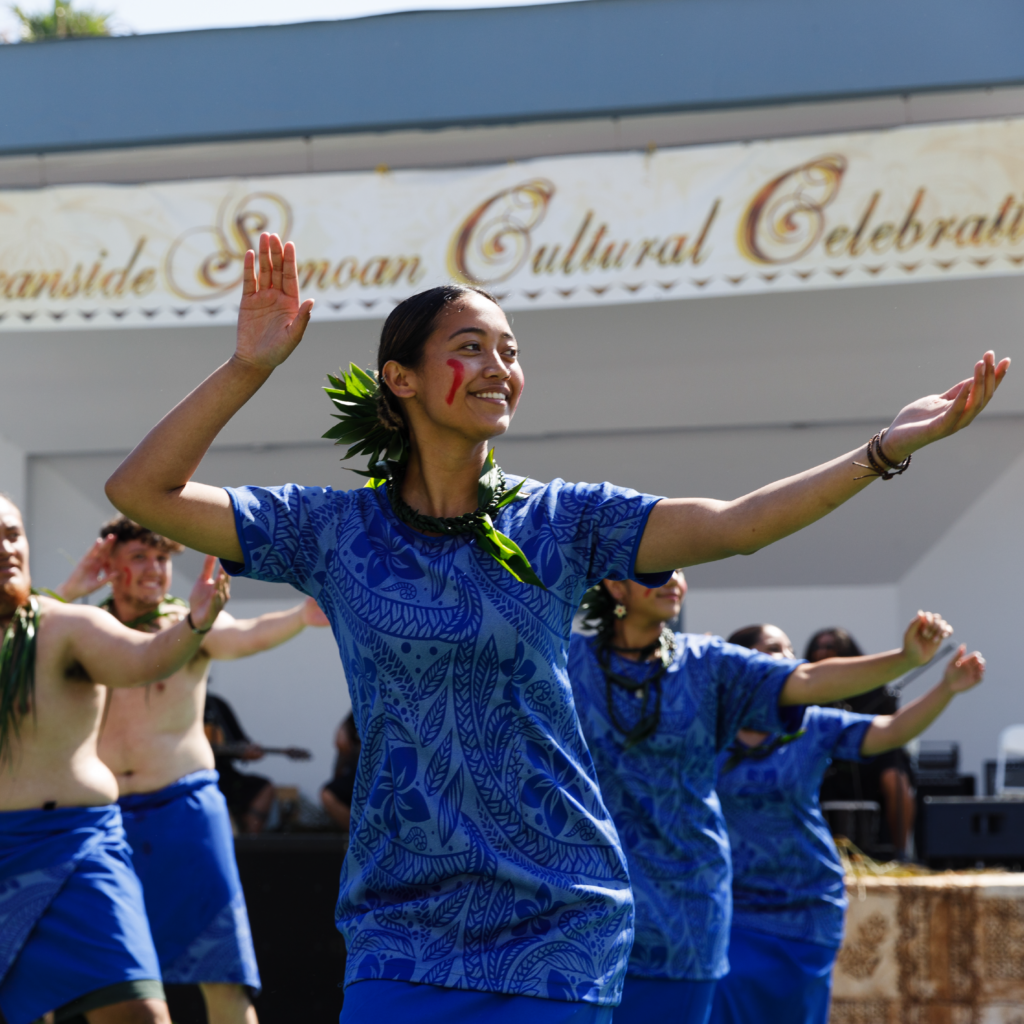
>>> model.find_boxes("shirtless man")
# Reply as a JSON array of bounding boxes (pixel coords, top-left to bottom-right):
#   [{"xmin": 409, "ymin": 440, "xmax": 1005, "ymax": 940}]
[
  {"xmin": 57, "ymin": 515, "xmax": 329, "ymax": 1024},
  {"xmin": 0, "ymin": 494, "xmax": 228, "ymax": 1024}
]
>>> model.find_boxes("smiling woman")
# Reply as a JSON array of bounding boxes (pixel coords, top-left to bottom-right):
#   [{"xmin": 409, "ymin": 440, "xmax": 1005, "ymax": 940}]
[{"xmin": 103, "ymin": 233, "xmax": 1007, "ymax": 1023}]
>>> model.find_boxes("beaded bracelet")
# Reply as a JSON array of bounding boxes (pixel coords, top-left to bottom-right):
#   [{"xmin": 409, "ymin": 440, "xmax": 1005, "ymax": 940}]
[{"xmin": 853, "ymin": 430, "xmax": 912, "ymax": 480}]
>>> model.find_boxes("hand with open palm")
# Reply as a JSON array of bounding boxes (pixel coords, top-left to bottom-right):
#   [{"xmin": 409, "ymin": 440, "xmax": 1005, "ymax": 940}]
[
  {"xmin": 235, "ymin": 232, "xmax": 315, "ymax": 372},
  {"xmin": 882, "ymin": 351, "xmax": 1010, "ymax": 461}
]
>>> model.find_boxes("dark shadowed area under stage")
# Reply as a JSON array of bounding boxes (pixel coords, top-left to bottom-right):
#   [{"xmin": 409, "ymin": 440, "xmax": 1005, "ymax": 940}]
[{"xmin": 166, "ymin": 835, "xmax": 348, "ymax": 1024}]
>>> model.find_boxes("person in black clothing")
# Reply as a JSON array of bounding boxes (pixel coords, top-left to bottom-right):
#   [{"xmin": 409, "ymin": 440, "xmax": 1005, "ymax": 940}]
[
  {"xmin": 808, "ymin": 627, "xmax": 916, "ymax": 857},
  {"xmin": 320, "ymin": 713, "xmax": 360, "ymax": 830},
  {"xmin": 203, "ymin": 692, "xmax": 275, "ymax": 834}
]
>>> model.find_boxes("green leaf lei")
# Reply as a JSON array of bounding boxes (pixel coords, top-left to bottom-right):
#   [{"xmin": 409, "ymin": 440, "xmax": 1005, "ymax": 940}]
[
  {"xmin": 0, "ymin": 596, "xmax": 40, "ymax": 766},
  {"xmin": 323, "ymin": 363, "xmax": 545, "ymax": 589},
  {"xmin": 719, "ymin": 728, "xmax": 808, "ymax": 775},
  {"xmin": 100, "ymin": 594, "xmax": 187, "ymax": 630}
]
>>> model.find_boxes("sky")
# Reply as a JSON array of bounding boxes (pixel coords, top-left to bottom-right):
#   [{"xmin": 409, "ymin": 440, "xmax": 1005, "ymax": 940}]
[{"xmin": 0, "ymin": 0, "xmax": 581, "ymax": 39}]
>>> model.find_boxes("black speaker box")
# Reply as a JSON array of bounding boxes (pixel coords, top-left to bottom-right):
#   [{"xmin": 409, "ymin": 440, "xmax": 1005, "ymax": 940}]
[{"xmin": 919, "ymin": 796, "xmax": 1024, "ymax": 869}]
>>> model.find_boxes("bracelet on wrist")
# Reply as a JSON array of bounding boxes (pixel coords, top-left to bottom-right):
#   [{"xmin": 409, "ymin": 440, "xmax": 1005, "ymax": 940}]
[
  {"xmin": 853, "ymin": 430, "xmax": 912, "ymax": 481},
  {"xmin": 187, "ymin": 611, "xmax": 213, "ymax": 635}
]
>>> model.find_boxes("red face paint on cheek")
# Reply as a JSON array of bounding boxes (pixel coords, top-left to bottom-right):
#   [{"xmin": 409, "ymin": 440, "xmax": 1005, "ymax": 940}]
[
  {"xmin": 123, "ymin": 568, "xmax": 132, "ymax": 586},
  {"xmin": 445, "ymin": 360, "xmax": 464, "ymax": 405}
]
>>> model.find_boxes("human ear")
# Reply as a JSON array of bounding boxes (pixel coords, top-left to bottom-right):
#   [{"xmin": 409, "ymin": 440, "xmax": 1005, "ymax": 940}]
[
  {"xmin": 603, "ymin": 579, "xmax": 629, "ymax": 604},
  {"xmin": 382, "ymin": 359, "xmax": 418, "ymax": 400}
]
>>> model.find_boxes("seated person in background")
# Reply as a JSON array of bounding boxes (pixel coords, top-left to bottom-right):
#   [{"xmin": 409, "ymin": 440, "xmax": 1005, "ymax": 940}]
[
  {"xmin": 320, "ymin": 713, "xmax": 361, "ymax": 830},
  {"xmin": 204, "ymin": 692, "xmax": 275, "ymax": 834},
  {"xmin": 807, "ymin": 627, "xmax": 916, "ymax": 857},
  {"xmin": 713, "ymin": 622, "xmax": 984, "ymax": 1024}
]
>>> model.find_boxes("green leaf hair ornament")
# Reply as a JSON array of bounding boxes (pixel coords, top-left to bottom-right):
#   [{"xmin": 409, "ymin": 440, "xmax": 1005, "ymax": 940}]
[{"xmin": 323, "ymin": 364, "xmax": 545, "ymax": 589}]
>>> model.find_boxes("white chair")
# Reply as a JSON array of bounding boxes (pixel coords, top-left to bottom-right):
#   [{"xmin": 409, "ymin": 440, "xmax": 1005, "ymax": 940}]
[{"xmin": 994, "ymin": 725, "xmax": 1024, "ymax": 795}]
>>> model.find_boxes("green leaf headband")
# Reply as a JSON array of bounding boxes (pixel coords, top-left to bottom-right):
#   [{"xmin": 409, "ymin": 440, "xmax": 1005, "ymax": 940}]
[{"xmin": 323, "ymin": 365, "xmax": 545, "ymax": 589}]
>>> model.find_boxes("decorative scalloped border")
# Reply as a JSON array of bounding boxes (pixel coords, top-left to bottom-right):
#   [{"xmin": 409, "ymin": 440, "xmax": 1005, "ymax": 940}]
[{"xmin": 2, "ymin": 252, "xmax": 1023, "ymax": 326}]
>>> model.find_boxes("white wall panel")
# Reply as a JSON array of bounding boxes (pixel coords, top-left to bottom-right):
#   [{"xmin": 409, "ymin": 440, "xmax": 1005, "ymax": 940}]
[
  {"xmin": 898, "ymin": 450, "xmax": 1024, "ymax": 788},
  {"xmin": 684, "ymin": 584, "xmax": 900, "ymax": 662},
  {"xmin": 0, "ymin": 434, "xmax": 25, "ymax": 512}
]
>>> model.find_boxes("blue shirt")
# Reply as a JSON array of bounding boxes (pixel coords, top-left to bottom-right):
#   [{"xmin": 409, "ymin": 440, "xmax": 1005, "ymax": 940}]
[
  {"xmin": 567, "ymin": 633, "xmax": 801, "ymax": 980},
  {"xmin": 223, "ymin": 477, "xmax": 670, "ymax": 1005},
  {"xmin": 715, "ymin": 705, "xmax": 874, "ymax": 949}
]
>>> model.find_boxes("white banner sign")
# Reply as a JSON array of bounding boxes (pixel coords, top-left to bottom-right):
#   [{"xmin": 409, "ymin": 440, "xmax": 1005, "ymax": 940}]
[{"xmin": 2, "ymin": 116, "xmax": 1024, "ymax": 329}]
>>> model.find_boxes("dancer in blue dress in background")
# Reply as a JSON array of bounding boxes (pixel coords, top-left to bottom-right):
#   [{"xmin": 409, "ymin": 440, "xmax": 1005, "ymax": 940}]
[
  {"xmin": 712, "ymin": 622, "xmax": 985, "ymax": 1024},
  {"xmin": 568, "ymin": 575, "xmax": 956, "ymax": 1024},
  {"xmin": 103, "ymin": 232, "xmax": 1006, "ymax": 1022}
]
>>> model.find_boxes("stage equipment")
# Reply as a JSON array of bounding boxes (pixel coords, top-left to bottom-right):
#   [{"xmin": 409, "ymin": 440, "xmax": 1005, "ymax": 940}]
[
  {"xmin": 821, "ymin": 800, "xmax": 880, "ymax": 851},
  {"xmin": 918, "ymin": 796, "xmax": 1024, "ymax": 869}
]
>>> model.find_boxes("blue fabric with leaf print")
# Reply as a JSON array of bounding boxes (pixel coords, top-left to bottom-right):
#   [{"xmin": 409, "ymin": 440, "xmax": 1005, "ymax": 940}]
[
  {"xmin": 715, "ymin": 705, "xmax": 874, "ymax": 949},
  {"xmin": 222, "ymin": 476, "xmax": 672, "ymax": 1006},
  {"xmin": 567, "ymin": 633, "xmax": 802, "ymax": 981}
]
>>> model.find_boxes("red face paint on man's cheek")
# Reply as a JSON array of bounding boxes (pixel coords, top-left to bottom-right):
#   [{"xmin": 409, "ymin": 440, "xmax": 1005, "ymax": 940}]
[
  {"xmin": 445, "ymin": 359, "xmax": 464, "ymax": 405},
  {"xmin": 122, "ymin": 568, "xmax": 132, "ymax": 586}
]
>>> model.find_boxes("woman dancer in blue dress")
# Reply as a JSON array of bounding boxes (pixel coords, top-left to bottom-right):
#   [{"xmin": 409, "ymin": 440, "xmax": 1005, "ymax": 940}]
[
  {"xmin": 105, "ymin": 233, "xmax": 1006, "ymax": 1022},
  {"xmin": 567, "ymin": 574, "xmax": 954, "ymax": 1024},
  {"xmin": 711, "ymin": 623, "xmax": 984, "ymax": 1024}
]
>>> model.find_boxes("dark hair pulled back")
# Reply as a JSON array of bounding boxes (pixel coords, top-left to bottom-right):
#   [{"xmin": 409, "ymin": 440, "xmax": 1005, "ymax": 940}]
[
  {"xmin": 579, "ymin": 581, "xmax": 619, "ymax": 647},
  {"xmin": 376, "ymin": 283, "xmax": 501, "ymax": 433},
  {"xmin": 727, "ymin": 625, "xmax": 767, "ymax": 650},
  {"xmin": 803, "ymin": 626, "xmax": 863, "ymax": 661}
]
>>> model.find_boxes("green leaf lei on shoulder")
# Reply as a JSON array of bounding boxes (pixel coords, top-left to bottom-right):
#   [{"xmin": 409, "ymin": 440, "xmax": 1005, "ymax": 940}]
[
  {"xmin": 100, "ymin": 594, "xmax": 187, "ymax": 630},
  {"xmin": 719, "ymin": 728, "xmax": 808, "ymax": 775},
  {"xmin": 0, "ymin": 595, "xmax": 40, "ymax": 766},
  {"xmin": 323, "ymin": 363, "xmax": 545, "ymax": 589}
]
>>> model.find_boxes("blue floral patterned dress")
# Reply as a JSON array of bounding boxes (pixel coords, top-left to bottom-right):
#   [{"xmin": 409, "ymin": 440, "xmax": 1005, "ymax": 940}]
[
  {"xmin": 222, "ymin": 476, "xmax": 671, "ymax": 1010},
  {"xmin": 568, "ymin": 634, "xmax": 802, "ymax": 985}
]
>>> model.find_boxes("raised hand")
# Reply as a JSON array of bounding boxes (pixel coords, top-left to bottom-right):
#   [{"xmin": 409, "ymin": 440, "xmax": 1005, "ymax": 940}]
[
  {"xmin": 235, "ymin": 233, "xmax": 315, "ymax": 371},
  {"xmin": 883, "ymin": 351, "xmax": 1010, "ymax": 461},
  {"xmin": 302, "ymin": 596, "xmax": 331, "ymax": 628},
  {"xmin": 941, "ymin": 644, "xmax": 986, "ymax": 694},
  {"xmin": 57, "ymin": 534, "xmax": 117, "ymax": 601},
  {"xmin": 902, "ymin": 611, "xmax": 954, "ymax": 666},
  {"xmin": 189, "ymin": 555, "xmax": 231, "ymax": 632}
]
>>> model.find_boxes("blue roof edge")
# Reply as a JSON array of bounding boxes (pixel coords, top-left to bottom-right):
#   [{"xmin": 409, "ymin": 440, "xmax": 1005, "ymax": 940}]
[{"xmin": 0, "ymin": 0, "xmax": 1022, "ymax": 157}]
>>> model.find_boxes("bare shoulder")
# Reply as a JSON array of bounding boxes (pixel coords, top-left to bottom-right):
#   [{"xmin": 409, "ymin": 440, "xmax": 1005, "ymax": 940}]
[{"xmin": 37, "ymin": 598, "xmax": 126, "ymax": 645}]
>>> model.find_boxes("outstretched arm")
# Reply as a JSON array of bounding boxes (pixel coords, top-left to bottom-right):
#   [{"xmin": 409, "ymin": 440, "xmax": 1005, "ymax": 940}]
[
  {"xmin": 636, "ymin": 353, "xmax": 1009, "ymax": 573},
  {"xmin": 202, "ymin": 596, "xmax": 330, "ymax": 661},
  {"xmin": 104, "ymin": 233, "xmax": 314, "ymax": 561},
  {"xmin": 860, "ymin": 645, "xmax": 984, "ymax": 756},
  {"xmin": 65, "ymin": 556, "xmax": 230, "ymax": 688},
  {"xmin": 778, "ymin": 611, "xmax": 952, "ymax": 707}
]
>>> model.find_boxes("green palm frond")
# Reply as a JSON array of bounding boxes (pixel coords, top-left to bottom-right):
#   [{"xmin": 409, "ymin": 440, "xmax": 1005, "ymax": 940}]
[{"xmin": 323, "ymin": 364, "xmax": 409, "ymax": 478}]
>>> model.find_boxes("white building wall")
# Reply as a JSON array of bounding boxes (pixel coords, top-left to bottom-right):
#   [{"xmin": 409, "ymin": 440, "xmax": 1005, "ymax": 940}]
[
  {"xmin": 898, "ymin": 450, "xmax": 1024, "ymax": 789},
  {"xmin": 685, "ymin": 584, "xmax": 900, "ymax": 661},
  {"xmin": 0, "ymin": 434, "xmax": 25, "ymax": 512}
]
